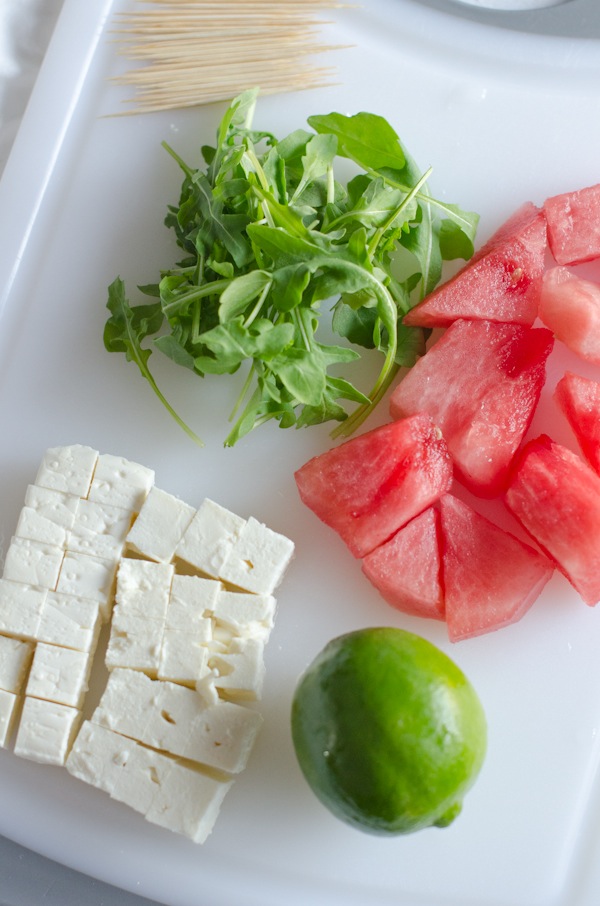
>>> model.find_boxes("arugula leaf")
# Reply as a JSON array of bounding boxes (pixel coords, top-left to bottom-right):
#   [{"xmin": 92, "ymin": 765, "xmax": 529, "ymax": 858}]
[{"xmin": 105, "ymin": 92, "xmax": 478, "ymax": 446}]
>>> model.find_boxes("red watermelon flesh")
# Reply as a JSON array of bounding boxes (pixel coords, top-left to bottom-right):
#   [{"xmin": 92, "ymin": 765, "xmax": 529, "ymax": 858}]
[
  {"xmin": 294, "ymin": 413, "xmax": 452, "ymax": 559},
  {"xmin": 554, "ymin": 371, "xmax": 600, "ymax": 474},
  {"xmin": 361, "ymin": 507, "xmax": 444, "ymax": 620},
  {"xmin": 389, "ymin": 319, "xmax": 554, "ymax": 498},
  {"xmin": 544, "ymin": 182, "xmax": 600, "ymax": 265},
  {"xmin": 539, "ymin": 267, "xmax": 600, "ymax": 365},
  {"xmin": 440, "ymin": 494, "xmax": 553, "ymax": 642},
  {"xmin": 403, "ymin": 202, "xmax": 546, "ymax": 328},
  {"xmin": 504, "ymin": 434, "xmax": 600, "ymax": 606}
]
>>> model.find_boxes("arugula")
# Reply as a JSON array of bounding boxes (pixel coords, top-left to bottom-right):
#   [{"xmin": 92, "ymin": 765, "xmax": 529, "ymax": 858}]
[{"xmin": 104, "ymin": 89, "xmax": 478, "ymax": 446}]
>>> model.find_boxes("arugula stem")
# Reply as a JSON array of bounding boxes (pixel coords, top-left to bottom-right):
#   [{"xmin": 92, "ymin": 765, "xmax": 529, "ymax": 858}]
[
  {"xmin": 243, "ymin": 281, "xmax": 272, "ymax": 328},
  {"xmin": 162, "ymin": 278, "xmax": 231, "ymax": 317},
  {"xmin": 367, "ymin": 168, "xmax": 432, "ymax": 259},
  {"xmin": 229, "ymin": 362, "xmax": 256, "ymax": 422}
]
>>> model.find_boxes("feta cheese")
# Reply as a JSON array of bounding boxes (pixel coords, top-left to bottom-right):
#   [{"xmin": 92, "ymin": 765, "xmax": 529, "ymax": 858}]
[
  {"xmin": 0, "ymin": 635, "xmax": 34, "ymax": 694},
  {"xmin": 88, "ymin": 453, "xmax": 154, "ymax": 512},
  {"xmin": 127, "ymin": 487, "xmax": 195, "ymax": 563},
  {"xmin": 34, "ymin": 445, "xmax": 98, "ymax": 498},
  {"xmin": 36, "ymin": 593, "xmax": 102, "ymax": 653},
  {"xmin": 3, "ymin": 537, "xmax": 64, "ymax": 590},
  {"xmin": 208, "ymin": 638, "xmax": 265, "ymax": 701},
  {"xmin": 0, "ymin": 689, "xmax": 20, "ymax": 747},
  {"xmin": 66, "ymin": 720, "xmax": 137, "ymax": 796},
  {"xmin": 211, "ymin": 590, "xmax": 276, "ymax": 643},
  {"xmin": 0, "ymin": 580, "xmax": 46, "ymax": 640},
  {"xmin": 111, "ymin": 740, "xmax": 175, "ymax": 814},
  {"xmin": 114, "ymin": 559, "xmax": 173, "ymax": 621},
  {"xmin": 14, "ymin": 696, "xmax": 81, "ymax": 765},
  {"xmin": 145, "ymin": 760, "xmax": 233, "ymax": 844},
  {"xmin": 166, "ymin": 575, "xmax": 220, "ymax": 631},
  {"xmin": 158, "ymin": 629, "xmax": 211, "ymax": 686},
  {"xmin": 105, "ymin": 612, "xmax": 164, "ymax": 675},
  {"xmin": 16, "ymin": 485, "xmax": 80, "ymax": 549},
  {"xmin": 67, "ymin": 499, "xmax": 132, "ymax": 560},
  {"xmin": 219, "ymin": 517, "xmax": 295, "ymax": 595},
  {"xmin": 56, "ymin": 551, "xmax": 118, "ymax": 620},
  {"xmin": 175, "ymin": 499, "xmax": 245, "ymax": 578},
  {"xmin": 26, "ymin": 642, "xmax": 90, "ymax": 709},
  {"xmin": 92, "ymin": 668, "xmax": 262, "ymax": 773}
]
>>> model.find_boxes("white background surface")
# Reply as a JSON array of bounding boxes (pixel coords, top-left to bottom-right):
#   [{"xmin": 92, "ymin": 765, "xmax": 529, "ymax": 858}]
[{"xmin": 3, "ymin": 2, "xmax": 600, "ymax": 905}]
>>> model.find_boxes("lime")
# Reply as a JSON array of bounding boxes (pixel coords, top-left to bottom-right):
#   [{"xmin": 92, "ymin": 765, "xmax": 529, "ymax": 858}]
[{"xmin": 291, "ymin": 627, "xmax": 487, "ymax": 835}]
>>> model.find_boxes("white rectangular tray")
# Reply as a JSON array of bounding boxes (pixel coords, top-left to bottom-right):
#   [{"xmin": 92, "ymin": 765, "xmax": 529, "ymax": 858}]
[{"xmin": 2, "ymin": 1, "xmax": 600, "ymax": 904}]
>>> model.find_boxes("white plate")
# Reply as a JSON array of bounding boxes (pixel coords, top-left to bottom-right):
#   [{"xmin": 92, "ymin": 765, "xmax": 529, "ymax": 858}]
[{"xmin": 2, "ymin": 1, "xmax": 600, "ymax": 904}]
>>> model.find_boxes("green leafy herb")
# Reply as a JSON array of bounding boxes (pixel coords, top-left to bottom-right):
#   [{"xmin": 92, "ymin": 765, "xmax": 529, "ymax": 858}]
[{"xmin": 104, "ymin": 89, "xmax": 478, "ymax": 446}]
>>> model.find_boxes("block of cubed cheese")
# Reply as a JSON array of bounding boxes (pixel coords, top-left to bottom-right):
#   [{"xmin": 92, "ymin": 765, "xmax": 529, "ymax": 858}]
[
  {"xmin": 56, "ymin": 551, "xmax": 118, "ymax": 620},
  {"xmin": 145, "ymin": 759, "xmax": 234, "ymax": 844},
  {"xmin": 0, "ymin": 580, "xmax": 46, "ymax": 640},
  {"xmin": 26, "ymin": 643, "xmax": 90, "ymax": 708},
  {"xmin": 0, "ymin": 635, "xmax": 34, "ymax": 693},
  {"xmin": 105, "ymin": 612, "xmax": 164, "ymax": 675},
  {"xmin": 0, "ymin": 689, "xmax": 20, "ymax": 746},
  {"xmin": 175, "ymin": 499, "xmax": 246, "ymax": 578},
  {"xmin": 88, "ymin": 453, "xmax": 154, "ymax": 512},
  {"xmin": 34, "ymin": 445, "xmax": 98, "ymax": 498},
  {"xmin": 67, "ymin": 499, "xmax": 132, "ymax": 560},
  {"xmin": 3, "ymin": 537, "xmax": 64, "ymax": 590},
  {"xmin": 66, "ymin": 720, "xmax": 138, "ymax": 797},
  {"xmin": 14, "ymin": 696, "xmax": 81, "ymax": 765},
  {"xmin": 36, "ymin": 593, "xmax": 102, "ymax": 653},
  {"xmin": 218, "ymin": 517, "xmax": 295, "ymax": 595},
  {"xmin": 16, "ymin": 507, "xmax": 70, "ymax": 549},
  {"xmin": 114, "ymin": 559, "xmax": 173, "ymax": 621},
  {"xmin": 24, "ymin": 485, "xmax": 80, "ymax": 529},
  {"xmin": 208, "ymin": 638, "xmax": 265, "ymax": 701},
  {"xmin": 93, "ymin": 668, "xmax": 262, "ymax": 773},
  {"xmin": 211, "ymin": 590, "xmax": 276, "ymax": 643},
  {"xmin": 126, "ymin": 487, "xmax": 195, "ymax": 563},
  {"xmin": 158, "ymin": 629, "xmax": 211, "ymax": 686},
  {"xmin": 166, "ymin": 575, "xmax": 220, "ymax": 631}
]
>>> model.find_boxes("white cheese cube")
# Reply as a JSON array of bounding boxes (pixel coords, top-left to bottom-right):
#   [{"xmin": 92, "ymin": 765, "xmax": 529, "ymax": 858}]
[
  {"xmin": 183, "ymin": 698, "xmax": 263, "ymax": 774},
  {"xmin": 0, "ymin": 635, "xmax": 34, "ymax": 693},
  {"xmin": 34, "ymin": 445, "xmax": 98, "ymax": 498},
  {"xmin": 175, "ymin": 499, "xmax": 245, "ymax": 578},
  {"xmin": 126, "ymin": 487, "xmax": 195, "ymax": 563},
  {"xmin": 17, "ymin": 485, "xmax": 80, "ymax": 549},
  {"xmin": 88, "ymin": 453, "xmax": 154, "ymax": 512},
  {"xmin": 208, "ymin": 638, "xmax": 265, "ymax": 701},
  {"xmin": 145, "ymin": 761, "xmax": 233, "ymax": 844},
  {"xmin": 91, "ymin": 668, "xmax": 160, "ymax": 741},
  {"xmin": 219, "ymin": 517, "xmax": 295, "ymax": 595},
  {"xmin": 105, "ymin": 612, "xmax": 164, "ymax": 675},
  {"xmin": 3, "ymin": 537, "xmax": 64, "ymax": 590},
  {"xmin": 158, "ymin": 629, "xmax": 211, "ymax": 686},
  {"xmin": 56, "ymin": 551, "xmax": 117, "ymax": 620},
  {"xmin": 0, "ymin": 689, "xmax": 20, "ymax": 747},
  {"xmin": 93, "ymin": 668, "xmax": 262, "ymax": 773},
  {"xmin": 36, "ymin": 593, "xmax": 102, "ymax": 653},
  {"xmin": 66, "ymin": 720, "xmax": 137, "ymax": 796},
  {"xmin": 16, "ymin": 507, "xmax": 70, "ymax": 549},
  {"xmin": 0, "ymin": 580, "xmax": 46, "ymax": 640},
  {"xmin": 26, "ymin": 642, "xmax": 90, "ymax": 708},
  {"xmin": 166, "ymin": 575, "xmax": 220, "ymax": 631},
  {"xmin": 14, "ymin": 696, "xmax": 81, "ymax": 765},
  {"xmin": 67, "ymin": 499, "xmax": 132, "ymax": 560},
  {"xmin": 211, "ymin": 590, "xmax": 276, "ymax": 643},
  {"xmin": 114, "ymin": 559, "xmax": 173, "ymax": 621},
  {"xmin": 111, "ymin": 740, "xmax": 175, "ymax": 814}
]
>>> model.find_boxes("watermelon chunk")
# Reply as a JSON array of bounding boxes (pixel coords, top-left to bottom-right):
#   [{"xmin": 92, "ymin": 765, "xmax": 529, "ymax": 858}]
[
  {"xmin": 403, "ymin": 203, "xmax": 546, "ymax": 328},
  {"xmin": 440, "ymin": 495, "xmax": 553, "ymax": 642},
  {"xmin": 539, "ymin": 267, "xmax": 600, "ymax": 365},
  {"xmin": 554, "ymin": 371, "xmax": 600, "ymax": 474},
  {"xmin": 294, "ymin": 413, "xmax": 452, "ymax": 558},
  {"xmin": 361, "ymin": 507, "xmax": 444, "ymax": 620},
  {"xmin": 504, "ymin": 434, "xmax": 600, "ymax": 605},
  {"xmin": 544, "ymin": 182, "xmax": 600, "ymax": 265},
  {"xmin": 389, "ymin": 319, "xmax": 554, "ymax": 497}
]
